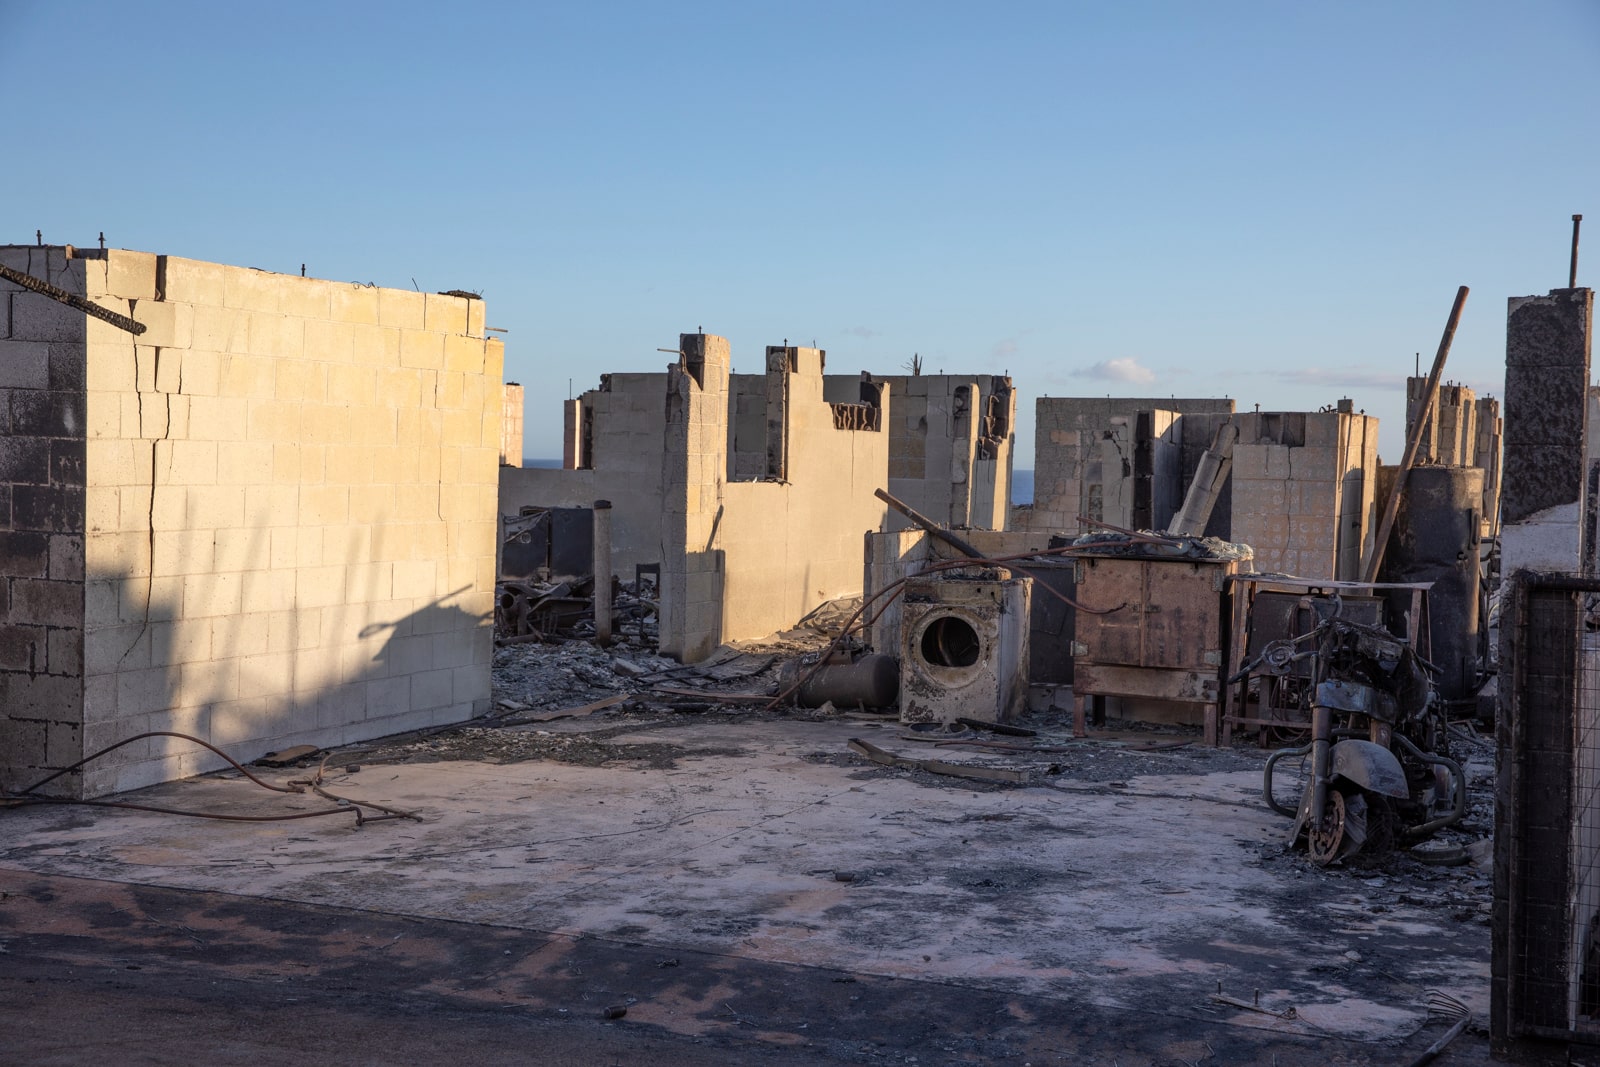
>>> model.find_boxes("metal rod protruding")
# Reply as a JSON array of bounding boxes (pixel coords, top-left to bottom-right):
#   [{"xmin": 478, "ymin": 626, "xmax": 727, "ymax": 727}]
[{"xmin": 1572, "ymin": 214, "xmax": 1583, "ymax": 289}]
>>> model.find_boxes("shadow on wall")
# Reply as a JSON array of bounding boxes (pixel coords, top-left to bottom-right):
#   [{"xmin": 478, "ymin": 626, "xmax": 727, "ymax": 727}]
[{"xmin": 53, "ymin": 574, "xmax": 492, "ymax": 798}]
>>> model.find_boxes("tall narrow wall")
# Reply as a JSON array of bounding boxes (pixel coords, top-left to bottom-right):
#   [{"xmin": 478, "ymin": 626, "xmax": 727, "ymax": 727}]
[
  {"xmin": 0, "ymin": 246, "xmax": 87, "ymax": 792},
  {"xmin": 659, "ymin": 333, "xmax": 731, "ymax": 662}
]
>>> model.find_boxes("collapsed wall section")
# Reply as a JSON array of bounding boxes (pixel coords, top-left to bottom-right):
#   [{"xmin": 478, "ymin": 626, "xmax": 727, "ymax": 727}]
[{"xmin": 1, "ymin": 246, "xmax": 503, "ymax": 796}]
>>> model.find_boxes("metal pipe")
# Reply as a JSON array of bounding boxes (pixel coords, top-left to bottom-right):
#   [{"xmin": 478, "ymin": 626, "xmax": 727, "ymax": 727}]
[
  {"xmin": 875, "ymin": 487, "xmax": 985, "ymax": 559},
  {"xmin": 1309, "ymin": 704, "xmax": 1333, "ymax": 828},
  {"xmin": 1361, "ymin": 285, "xmax": 1469, "ymax": 582},
  {"xmin": 1572, "ymin": 214, "xmax": 1583, "ymax": 289},
  {"xmin": 1262, "ymin": 743, "xmax": 1312, "ymax": 817}
]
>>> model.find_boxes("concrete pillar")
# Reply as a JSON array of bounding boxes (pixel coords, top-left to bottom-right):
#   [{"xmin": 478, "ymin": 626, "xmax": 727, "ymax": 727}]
[
  {"xmin": 659, "ymin": 332, "xmax": 730, "ymax": 662},
  {"xmin": 563, "ymin": 399, "xmax": 584, "ymax": 470},
  {"xmin": 1501, "ymin": 287, "xmax": 1594, "ymax": 575}
]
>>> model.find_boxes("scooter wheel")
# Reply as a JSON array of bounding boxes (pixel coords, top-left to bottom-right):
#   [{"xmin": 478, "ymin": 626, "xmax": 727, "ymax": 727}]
[{"xmin": 1307, "ymin": 789, "xmax": 1346, "ymax": 866}]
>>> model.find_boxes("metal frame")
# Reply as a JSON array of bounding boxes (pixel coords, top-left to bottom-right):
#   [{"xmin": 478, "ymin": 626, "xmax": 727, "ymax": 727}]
[{"xmin": 1221, "ymin": 575, "xmax": 1433, "ymax": 746}]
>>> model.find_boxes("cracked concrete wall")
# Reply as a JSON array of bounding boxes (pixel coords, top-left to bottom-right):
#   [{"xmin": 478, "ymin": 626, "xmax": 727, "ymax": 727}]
[
  {"xmin": 1025, "ymin": 397, "xmax": 1235, "ymax": 535},
  {"xmin": 0, "ymin": 246, "xmax": 502, "ymax": 797},
  {"xmin": 825, "ymin": 375, "xmax": 1014, "ymax": 533}
]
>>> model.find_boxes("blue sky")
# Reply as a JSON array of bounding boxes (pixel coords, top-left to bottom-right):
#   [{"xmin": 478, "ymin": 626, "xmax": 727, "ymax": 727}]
[{"xmin": 5, "ymin": 1, "xmax": 1597, "ymax": 465}]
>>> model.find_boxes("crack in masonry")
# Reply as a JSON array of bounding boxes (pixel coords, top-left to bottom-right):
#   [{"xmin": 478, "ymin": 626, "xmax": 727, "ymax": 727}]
[{"xmin": 118, "ymin": 326, "xmax": 174, "ymax": 670}]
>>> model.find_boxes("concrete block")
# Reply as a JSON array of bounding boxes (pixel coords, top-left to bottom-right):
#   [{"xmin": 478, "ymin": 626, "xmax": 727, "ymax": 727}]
[
  {"xmin": 0, "ymin": 342, "xmax": 50, "ymax": 388},
  {"xmin": 85, "ymin": 391, "xmax": 123, "ymax": 439},
  {"xmin": 221, "ymin": 353, "xmax": 277, "ymax": 399},
  {"xmin": 399, "ymin": 329, "xmax": 445, "ymax": 370},
  {"xmin": 165, "ymin": 439, "xmax": 218, "ymax": 485},
  {"xmin": 11, "ymin": 389, "xmax": 85, "ymax": 438},
  {"xmin": 279, "ymin": 277, "xmax": 332, "ymax": 320},
  {"xmin": 247, "ymin": 399, "xmax": 303, "ymax": 441},
  {"xmin": 190, "ymin": 305, "xmax": 247, "ymax": 352},
  {"xmin": 274, "ymin": 358, "xmax": 326, "ymax": 403},
  {"xmin": 0, "ymin": 624, "xmax": 46, "ymax": 671},
  {"xmin": 11, "ymin": 485, "xmax": 84, "ymax": 533},
  {"xmin": 327, "ymin": 363, "xmax": 376, "ymax": 406},
  {"xmin": 378, "ymin": 289, "xmax": 426, "ymax": 331},
  {"xmin": 116, "ymin": 666, "xmax": 178, "ymax": 717},
  {"xmin": 410, "ymin": 667, "xmax": 454, "ymax": 711},
  {"xmin": 130, "ymin": 300, "xmax": 190, "ymax": 349},
  {"xmin": 162, "ymin": 257, "xmax": 226, "ymax": 306},
  {"xmin": 0, "ymin": 437, "xmax": 51, "ymax": 485},
  {"xmin": 186, "ymin": 484, "xmax": 245, "ymax": 529},
  {"xmin": 182, "ymin": 571, "xmax": 243, "ymax": 618},
  {"xmin": 222, "ymin": 267, "xmax": 285, "ymax": 313},
  {"xmin": 296, "ymin": 565, "xmax": 346, "ymax": 608},
  {"xmin": 248, "ymin": 313, "xmax": 305, "ymax": 360},
  {"xmin": 11, "ymin": 293, "xmax": 85, "ymax": 343},
  {"xmin": 48, "ymin": 534, "xmax": 83, "ymax": 581}
]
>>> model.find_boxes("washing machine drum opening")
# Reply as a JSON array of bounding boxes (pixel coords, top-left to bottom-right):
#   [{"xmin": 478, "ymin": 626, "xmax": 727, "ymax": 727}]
[{"xmin": 919, "ymin": 615, "xmax": 982, "ymax": 668}]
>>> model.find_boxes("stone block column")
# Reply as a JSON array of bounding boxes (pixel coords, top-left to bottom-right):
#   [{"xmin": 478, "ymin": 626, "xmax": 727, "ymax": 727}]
[
  {"xmin": 1501, "ymin": 288, "xmax": 1593, "ymax": 575},
  {"xmin": 659, "ymin": 332, "xmax": 730, "ymax": 662}
]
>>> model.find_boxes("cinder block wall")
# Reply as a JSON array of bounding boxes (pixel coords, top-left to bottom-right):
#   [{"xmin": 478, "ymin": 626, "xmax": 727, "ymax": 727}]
[
  {"xmin": 1029, "ymin": 397, "xmax": 1235, "ymax": 534},
  {"xmin": 501, "ymin": 372, "xmax": 669, "ymax": 574},
  {"xmin": 0, "ymin": 246, "xmax": 502, "ymax": 797},
  {"xmin": 0, "ymin": 246, "xmax": 88, "ymax": 788},
  {"xmin": 827, "ymin": 374, "xmax": 1014, "ymax": 532},
  {"xmin": 1230, "ymin": 410, "xmax": 1378, "ymax": 580}
]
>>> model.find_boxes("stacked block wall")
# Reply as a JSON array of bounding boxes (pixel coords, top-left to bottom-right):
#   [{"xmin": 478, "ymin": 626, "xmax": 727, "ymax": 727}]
[
  {"xmin": 829, "ymin": 374, "xmax": 1013, "ymax": 532},
  {"xmin": 1407, "ymin": 378, "xmax": 1480, "ymax": 466},
  {"xmin": 1030, "ymin": 397, "xmax": 1235, "ymax": 534},
  {"xmin": 1, "ymin": 246, "xmax": 503, "ymax": 796},
  {"xmin": 500, "ymin": 382, "xmax": 523, "ymax": 466},
  {"xmin": 0, "ymin": 246, "xmax": 88, "ymax": 791},
  {"xmin": 716, "ymin": 353, "xmax": 890, "ymax": 650},
  {"xmin": 1229, "ymin": 411, "xmax": 1379, "ymax": 581},
  {"xmin": 502, "ymin": 372, "xmax": 668, "ymax": 574},
  {"xmin": 1501, "ymin": 289, "xmax": 1593, "ymax": 575}
]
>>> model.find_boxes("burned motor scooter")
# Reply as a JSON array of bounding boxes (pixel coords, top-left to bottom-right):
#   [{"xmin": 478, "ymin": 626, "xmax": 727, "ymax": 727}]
[{"xmin": 1252, "ymin": 597, "xmax": 1466, "ymax": 865}]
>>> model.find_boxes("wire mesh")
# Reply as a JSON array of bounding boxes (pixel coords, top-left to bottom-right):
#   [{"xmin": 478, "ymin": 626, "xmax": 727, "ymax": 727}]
[{"xmin": 1503, "ymin": 578, "xmax": 1600, "ymax": 1040}]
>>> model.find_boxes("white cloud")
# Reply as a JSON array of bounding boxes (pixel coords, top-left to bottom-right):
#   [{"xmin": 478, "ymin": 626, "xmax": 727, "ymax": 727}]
[{"xmin": 1074, "ymin": 357, "xmax": 1156, "ymax": 384}]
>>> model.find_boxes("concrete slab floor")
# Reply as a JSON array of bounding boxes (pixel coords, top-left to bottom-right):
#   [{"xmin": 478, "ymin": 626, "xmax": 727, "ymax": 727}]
[{"xmin": 0, "ymin": 713, "xmax": 1493, "ymax": 1065}]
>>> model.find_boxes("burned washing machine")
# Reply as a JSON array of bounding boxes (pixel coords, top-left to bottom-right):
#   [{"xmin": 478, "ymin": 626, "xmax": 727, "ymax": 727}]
[{"xmin": 898, "ymin": 573, "xmax": 1031, "ymax": 725}]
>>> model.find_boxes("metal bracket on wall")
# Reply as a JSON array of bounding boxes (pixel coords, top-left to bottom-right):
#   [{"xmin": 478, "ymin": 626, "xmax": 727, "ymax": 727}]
[{"xmin": 0, "ymin": 262, "xmax": 147, "ymax": 336}]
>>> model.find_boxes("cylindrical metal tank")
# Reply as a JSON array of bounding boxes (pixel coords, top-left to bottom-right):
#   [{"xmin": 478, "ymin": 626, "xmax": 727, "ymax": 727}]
[
  {"xmin": 780, "ymin": 653, "xmax": 900, "ymax": 709},
  {"xmin": 1379, "ymin": 465, "xmax": 1484, "ymax": 702}
]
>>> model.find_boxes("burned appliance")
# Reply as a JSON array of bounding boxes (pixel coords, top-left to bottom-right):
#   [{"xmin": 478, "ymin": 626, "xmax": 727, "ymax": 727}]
[
  {"xmin": 899, "ymin": 572, "xmax": 1031, "ymax": 725},
  {"xmin": 1069, "ymin": 542, "xmax": 1247, "ymax": 741},
  {"xmin": 1255, "ymin": 597, "xmax": 1466, "ymax": 865}
]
